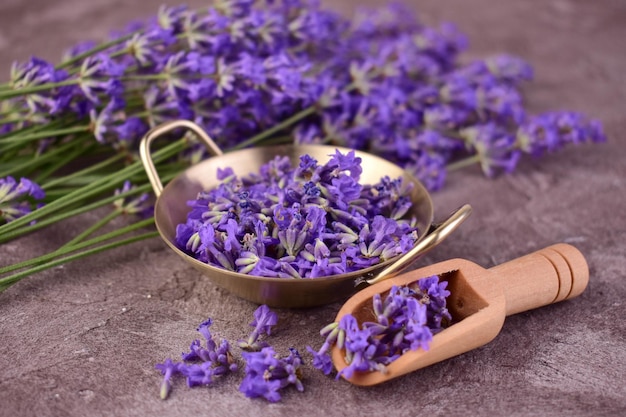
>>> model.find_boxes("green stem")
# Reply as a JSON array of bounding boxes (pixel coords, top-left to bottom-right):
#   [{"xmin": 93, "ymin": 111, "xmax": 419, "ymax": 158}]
[
  {"xmin": 0, "ymin": 116, "xmax": 33, "ymax": 126},
  {"xmin": 41, "ymin": 188, "xmax": 82, "ymax": 199},
  {"xmin": 0, "ymin": 217, "xmax": 154, "ymax": 275},
  {"xmin": 0, "ymin": 141, "xmax": 33, "ymax": 160},
  {"xmin": 0, "ymin": 182, "xmax": 154, "ymax": 244},
  {"xmin": 0, "ymin": 139, "xmax": 79, "ymax": 178},
  {"xmin": 1, "ymin": 60, "xmax": 218, "ymax": 100},
  {"xmin": 0, "ymin": 125, "xmax": 89, "ymax": 144},
  {"xmin": 230, "ymin": 106, "xmax": 317, "ymax": 150},
  {"xmin": 34, "ymin": 142, "xmax": 96, "ymax": 183},
  {"xmin": 0, "ymin": 79, "xmax": 80, "ymax": 99},
  {"xmin": 57, "ymin": 33, "xmax": 137, "ymax": 70},
  {"xmin": 262, "ymin": 135, "xmax": 294, "ymax": 146},
  {"xmin": 119, "ymin": 74, "xmax": 167, "ymax": 82},
  {"xmin": 446, "ymin": 154, "xmax": 481, "ymax": 172},
  {"xmin": 0, "ymin": 231, "xmax": 159, "ymax": 291},
  {"xmin": 0, "ymin": 117, "xmax": 64, "ymax": 139},
  {"xmin": 44, "ymin": 176, "xmax": 113, "ymax": 190},
  {"xmin": 61, "ymin": 210, "xmax": 121, "ymax": 249},
  {"xmin": 41, "ymin": 151, "xmax": 126, "ymax": 190}
]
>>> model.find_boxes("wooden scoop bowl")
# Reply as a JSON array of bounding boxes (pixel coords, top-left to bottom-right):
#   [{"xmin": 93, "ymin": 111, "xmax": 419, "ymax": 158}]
[{"xmin": 331, "ymin": 243, "xmax": 589, "ymax": 386}]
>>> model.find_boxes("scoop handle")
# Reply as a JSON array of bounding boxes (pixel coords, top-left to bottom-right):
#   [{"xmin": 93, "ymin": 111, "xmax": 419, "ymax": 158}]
[{"xmin": 489, "ymin": 243, "xmax": 589, "ymax": 316}]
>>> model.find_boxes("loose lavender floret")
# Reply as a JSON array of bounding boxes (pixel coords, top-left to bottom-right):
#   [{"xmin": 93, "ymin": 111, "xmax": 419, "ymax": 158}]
[
  {"xmin": 239, "ymin": 346, "xmax": 304, "ymax": 402},
  {"xmin": 155, "ymin": 358, "xmax": 181, "ymax": 400},
  {"xmin": 308, "ymin": 275, "xmax": 451, "ymax": 378},
  {"xmin": 155, "ymin": 318, "xmax": 237, "ymax": 399},
  {"xmin": 416, "ymin": 275, "xmax": 452, "ymax": 331},
  {"xmin": 0, "ymin": 176, "xmax": 45, "ymax": 224},
  {"xmin": 175, "ymin": 150, "xmax": 420, "ymax": 278},
  {"xmin": 238, "ymin": 304, "xmax": 278, "ymax": 351},
  {"xmin": 305, "ymin": 321, "xmax": 339, "ymax": 375}
]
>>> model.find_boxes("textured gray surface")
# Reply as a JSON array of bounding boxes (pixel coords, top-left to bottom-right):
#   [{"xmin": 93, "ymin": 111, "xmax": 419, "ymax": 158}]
[{"xmin": 1, "ymin": 0, "xmax": 625, "ymax": 416}]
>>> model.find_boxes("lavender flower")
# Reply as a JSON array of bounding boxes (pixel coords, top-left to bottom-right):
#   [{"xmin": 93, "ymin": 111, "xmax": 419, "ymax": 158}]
[
  {"xmin": 113, "ymin": 181, "xmax": 154, "ymax": 218},
  {"xmin": 154, "ymin": 358, "xmax": 181, "ymax": 400},
  {"xmin": 461, "ymin": 123, "xmax": 522, "ymax": 176},
  {"xmin": 239, "ymin": 346, "xmax": 304, "ymax": 402},
  {"xmin": 9, "ymin": 57, "xmax": 74, "ymax": 115},
  {"xmin": 77, "ymin": 53, "xmax": 125, "ymax": 104},
  {"xmin": 305, "ymin": 322, "xmax": 339, "ymax": 375},
  {"xmin": 0, "ymin": 176, "xmax": 45, "ymax": 224},
  {"xmin": 238, "ymin": 304, "xmax": 278, "ymax": 351},
  {"xmin": 415, "ymin": 275, "xmax": 452, "ymax": 331},
  {"xmin": 516, "ymin": 111, "xmax": 606, "ymax": 157}
]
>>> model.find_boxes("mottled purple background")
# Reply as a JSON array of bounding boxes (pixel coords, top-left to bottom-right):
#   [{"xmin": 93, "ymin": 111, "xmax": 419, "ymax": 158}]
[{"xmin": 0, "ymin": 1, "xmax": 625, "ymax": 416}]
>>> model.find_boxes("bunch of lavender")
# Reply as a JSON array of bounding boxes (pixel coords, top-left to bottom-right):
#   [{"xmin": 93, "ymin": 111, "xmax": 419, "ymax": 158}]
[
  {"xmin": 307, "ymin": 275, "xmax": 451, "ymax": 378},
  {"xmin": 176, "ymin": 150, "xmax": 418, "ymax": 278},
  {"xmin": 155, "ymin": 318, "xmax": 238, "ymax": 399},
  {"xmin": 0, "ymin": 0, "xmax": 605, "ymax": 290}
]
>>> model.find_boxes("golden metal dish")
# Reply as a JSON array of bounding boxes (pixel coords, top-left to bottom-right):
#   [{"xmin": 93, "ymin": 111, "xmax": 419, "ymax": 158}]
[{"xmin": 140, "ymin": 120, "xmax": 471, "ymax": 308}]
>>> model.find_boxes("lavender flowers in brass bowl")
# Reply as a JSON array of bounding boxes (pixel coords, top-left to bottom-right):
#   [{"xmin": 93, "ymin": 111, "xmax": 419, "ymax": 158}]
[{"xmin": 140, "ymin": 120, "xmax": 470, "ymax": 307}]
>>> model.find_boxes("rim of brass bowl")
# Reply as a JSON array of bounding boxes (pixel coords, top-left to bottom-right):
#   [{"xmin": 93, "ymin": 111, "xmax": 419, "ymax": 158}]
[{"xmin": 141, "ymin": 120, "xmax": 434, "ymax": 308}]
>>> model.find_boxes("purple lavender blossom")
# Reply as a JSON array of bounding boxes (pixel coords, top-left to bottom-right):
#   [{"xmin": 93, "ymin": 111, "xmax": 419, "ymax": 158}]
[
  {"xmin": 0, "ymin": 176, "xmax": 46, "ymax": 224},
  {"xmin": 238, "ymin": 304, "xmax": 279, "ymax": 351},
  {"xmin": 9, "ymin": 57, "xmax": 75, "ymax": 115},
  {"xmin": 461, "ymin": 123, "xmax": 522, "ymax": 176},
  {"xmin": 516, "ymin": 111, "xmax": 606, "ymax": 157},
  {"xmin": 306, "ymin": 345, "xmax": 333, "ymax": 375},
  {"xmin": 77, "ymin": 53, "xmax": 125, "ymax": 103},
  {"xmin": 415, "ymin": 275, "xmax": 452, "ymax": 331},
  {"xmin": 239, "ymin": 346, "xmax": 304, "ymax": 402},
  {"xmin": 113, "ymin": 181, "xmax": 154, "ymax": 218},
  {"xmin": 154, "ymin": 358, "xmax": 181, "ymax": 400}
]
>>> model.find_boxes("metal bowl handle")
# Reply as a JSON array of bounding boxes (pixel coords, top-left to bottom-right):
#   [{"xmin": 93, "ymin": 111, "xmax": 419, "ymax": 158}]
[
  {"xmin": 365, "ymin": 204, "xmax": 472, "ymax": 285},
  {"xmin": 139, "ymin": 120, "xmax": 223, "ymax": 197}
]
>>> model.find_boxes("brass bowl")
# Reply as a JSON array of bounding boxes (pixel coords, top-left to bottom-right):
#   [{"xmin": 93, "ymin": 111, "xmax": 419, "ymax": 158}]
[{"xmin": 140, "ymin": 120, "xmax": 470, "ymax": 308}]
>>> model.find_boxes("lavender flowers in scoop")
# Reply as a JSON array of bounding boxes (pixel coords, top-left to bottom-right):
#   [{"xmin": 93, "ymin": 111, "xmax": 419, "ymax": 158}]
[{"xmin": 175, "ymin": 149, "xmax": 420, "ymax": 278}]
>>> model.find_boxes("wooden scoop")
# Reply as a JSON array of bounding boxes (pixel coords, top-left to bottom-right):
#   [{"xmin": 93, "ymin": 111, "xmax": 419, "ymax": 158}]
[{"xmin": 331, "ymin": 243, "xmax": 589, "ymax": 386}]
